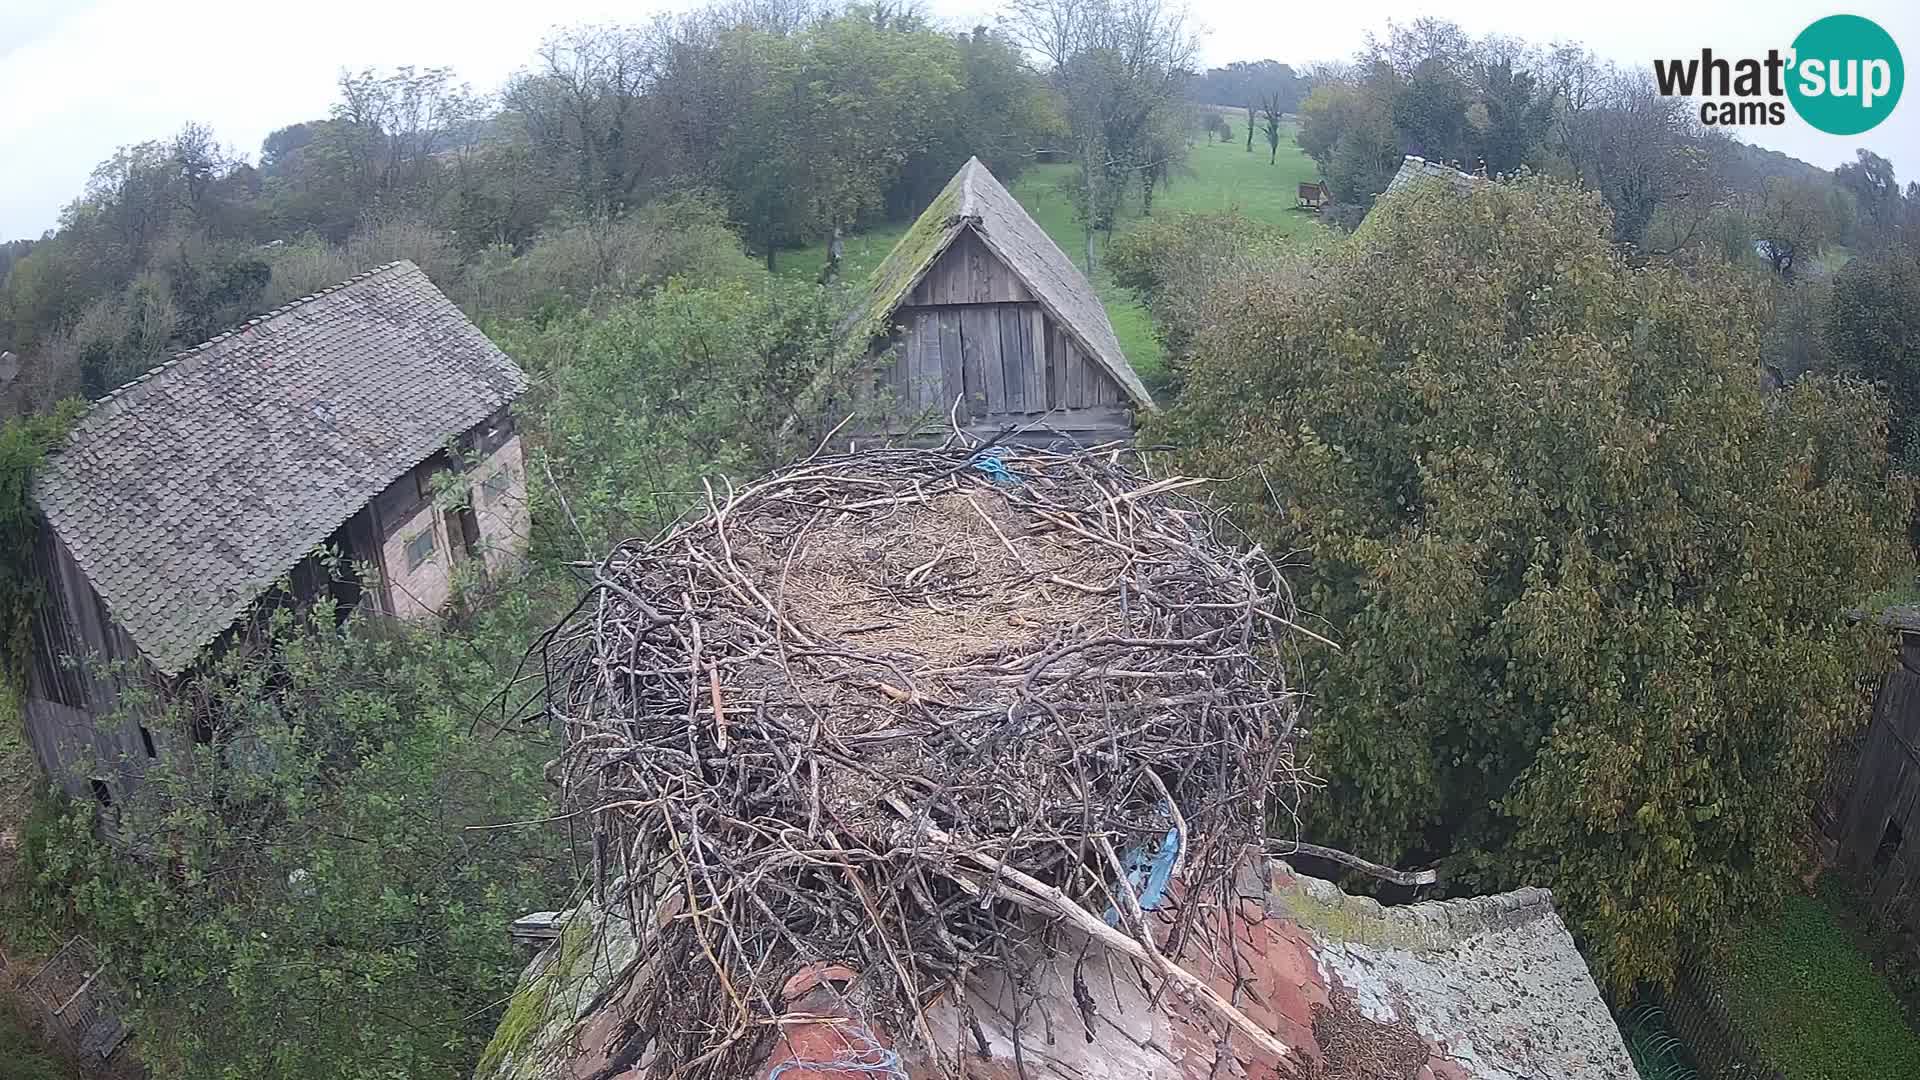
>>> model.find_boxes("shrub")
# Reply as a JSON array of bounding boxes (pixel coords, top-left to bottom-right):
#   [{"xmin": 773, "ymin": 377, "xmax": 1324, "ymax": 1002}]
[
  {"xmin": 261, "ymin": 216, "xmax": 461, "ymax": 308},
  {"xmin": 463, "ymin": 196, "xmax": 759, "ymax": 323},
  {"xmin": 24, "ymin": 587, "xmax": 574, "ymax": 1080},
  {"xmin": 522, "ymin": 275, "xmax": 859, "ymax": 555},
  {"xmin": 1105, "ymin": 210, "xmax": 1298, "ymax": 383}
]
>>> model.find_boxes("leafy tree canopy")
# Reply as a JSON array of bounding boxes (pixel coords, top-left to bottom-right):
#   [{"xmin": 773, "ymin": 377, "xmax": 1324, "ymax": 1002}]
[
  {"xmin": 1150, "ymin": 174, "xmax": 1913, "ymax": 989},
  {"xmin": 22, "ymin": 590, "xmax": 572, "ymax": 1080}
]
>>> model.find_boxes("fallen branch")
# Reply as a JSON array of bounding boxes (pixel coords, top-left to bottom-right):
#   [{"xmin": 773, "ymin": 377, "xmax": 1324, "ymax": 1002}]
[{"xmin": 1279, "ymin": 842, "xmax": 1439, "ymax": 887}]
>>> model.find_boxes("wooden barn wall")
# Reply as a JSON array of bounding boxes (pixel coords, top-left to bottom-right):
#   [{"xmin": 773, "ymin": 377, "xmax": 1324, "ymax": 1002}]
[
  {"xmin": 882, "ymin": 303, "xmax": 1131, "ymax": 439},
  {"xmin": 1833, "ymin": 635, "xmax": 1920, "ymax": 910},
  {"xmin": 21, "ymin": 497, "xmax": 396, "ymax": 805},
  {"xmin": 22, "ymin": 523, "xmax": 171, "ymax": 802},
  {"xmin": 906, "ymin": 230, "xmax": 1035, "ymax": 307},
  {"xmin": 864, "ymin": 227, "xmax": 1135, "ymax": 445}
]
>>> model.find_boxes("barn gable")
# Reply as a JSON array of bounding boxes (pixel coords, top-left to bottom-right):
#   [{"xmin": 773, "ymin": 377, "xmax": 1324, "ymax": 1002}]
[{"xmin": 854, "ymin": 158, "xmax": 1151, "ymax": 442}]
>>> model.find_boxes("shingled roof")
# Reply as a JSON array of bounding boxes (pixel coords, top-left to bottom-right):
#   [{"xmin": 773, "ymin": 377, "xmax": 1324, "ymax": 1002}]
[
  {"xmin": 1382, "ymin": 154, "xmax": 1484, "ymax": 199},
  {"xmin": 857, "ymin": 156, "xmax": 1153, "ymax": 409},
  {"xmin": 479, "ymin": 858, "xmax": 1635, "ymax": 1080},
  {"xmin": 33, "ymin": 261, "xmax": 526, "ymax": 676}
]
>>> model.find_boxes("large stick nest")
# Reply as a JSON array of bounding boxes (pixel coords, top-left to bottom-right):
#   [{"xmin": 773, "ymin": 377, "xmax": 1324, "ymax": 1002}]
[{"xmin": 543, "ymin": 444, "xmax": 1308, "ymax": 1076}]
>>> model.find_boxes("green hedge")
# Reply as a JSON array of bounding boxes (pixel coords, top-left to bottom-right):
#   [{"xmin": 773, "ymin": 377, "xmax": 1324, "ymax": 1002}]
[{"xmin": 1718, "ymin": 892, "xmax": 1920, "ymax": 1079}]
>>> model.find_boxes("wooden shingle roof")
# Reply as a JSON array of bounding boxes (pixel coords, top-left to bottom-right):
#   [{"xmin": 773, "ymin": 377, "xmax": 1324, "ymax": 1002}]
[
  {"xmin": 33, "ymin": 261, "xmax": 527, "ymax": 675},
  {"xmin": 858, "ymin": 157, "xmax": 1153, "ymax": 409}
]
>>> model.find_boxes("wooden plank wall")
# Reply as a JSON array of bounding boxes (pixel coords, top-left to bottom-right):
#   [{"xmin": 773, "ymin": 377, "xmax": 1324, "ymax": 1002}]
[
  {"xmin": 22, "ymin": 525, "xmax": 170, "ymax": 801},
  {"xmin": 906, "ymin": 230, "xmax": 1035, "ymax": 306},
  {"xmin": 875, "ymin": 224, "xmax": 1134, "ymax": 442},
  {"xmin": 892, "ymin": 304, "xmax": 1130, "ymax": 425},
  {"xmin": 21, "ymin": 504, "xmax": 391, "ymax": 804},
  {"xmin": 1834, "ymin": 637, "xmax": 1920, "ymax": 910}
]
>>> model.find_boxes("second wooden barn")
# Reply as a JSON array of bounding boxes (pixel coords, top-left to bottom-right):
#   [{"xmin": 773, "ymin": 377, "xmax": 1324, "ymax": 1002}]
[{"xmin": 850, "ymin": 157, "xmax": 1154, "ymax": 445}]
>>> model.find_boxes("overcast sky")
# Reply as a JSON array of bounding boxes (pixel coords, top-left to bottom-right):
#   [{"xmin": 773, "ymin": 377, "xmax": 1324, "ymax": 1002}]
[{"xmin": 3, "ymin": 0, "xmax": 1917, "ymax": 240}]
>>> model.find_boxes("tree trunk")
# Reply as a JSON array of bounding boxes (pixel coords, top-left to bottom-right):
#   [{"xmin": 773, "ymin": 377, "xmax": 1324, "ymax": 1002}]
[
  {"xmin": 1084, "ymin": 227, "xmax": 1096, "ymax": 275},
  {"xmin": 1246, "ymin": 106, "xmax": 1255, "ymax": 152},
  {"xmin": 818, "ymin": 225, "xmax": 845, "ymax": 285}
]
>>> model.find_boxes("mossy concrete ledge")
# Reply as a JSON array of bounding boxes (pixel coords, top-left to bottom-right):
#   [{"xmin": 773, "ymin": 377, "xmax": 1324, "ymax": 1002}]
[
  {"xmin": 1261, "ymin": 857, "xmax": 1557, "ymax": 951},
  {"xmin": 474, "ymin": 894, "xmax": 640, "ymax": 1080}
]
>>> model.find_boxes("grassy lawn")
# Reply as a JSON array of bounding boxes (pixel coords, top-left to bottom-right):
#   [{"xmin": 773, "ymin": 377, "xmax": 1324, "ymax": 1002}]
[
  {"xmin": 1, "ymin": 683, "xmax": 32, "ymax": 888},
  {"xmin": 0, "ymin": 1001, "xmax": 74, "ymax": 1080},
  {"xmin": 1715, "ymin": 887, "xmax": 1920, "ymax": 1080},
  {"xmin": 781, "ymin": 122, "xmax": 1325, "ymax": 384},
  {"xmin": 0, "ymin": 689, "xmax": 71, "ymax": 1080}
]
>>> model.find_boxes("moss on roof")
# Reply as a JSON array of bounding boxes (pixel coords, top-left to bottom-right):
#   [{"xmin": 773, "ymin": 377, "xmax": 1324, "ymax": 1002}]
[{"xmin": 855, "ymin": 171, "xmax": 967, "ymax": 333}]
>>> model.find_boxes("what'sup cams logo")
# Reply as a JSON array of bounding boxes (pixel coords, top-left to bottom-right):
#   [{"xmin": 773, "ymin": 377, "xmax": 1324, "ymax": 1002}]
[{"xmin": 1654, "ymin": 14, "xmax": 1903, "ymax": 135}]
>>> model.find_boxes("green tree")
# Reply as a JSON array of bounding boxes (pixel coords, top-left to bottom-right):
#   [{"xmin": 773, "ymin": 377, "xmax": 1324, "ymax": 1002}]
[
  {"xmin": 1391, "ymin": 57, "xmax": 1470, "ymax": 163},
  {"xmin": 1834, "ymin": 149, "xmax": 1901, "ymax": 243},
  {"xmin": 1003, "ymin": 0, "xmax": 1198, "ymax": 271},
  {"xmin": 1151, "ymin": 175, "xmax": 1912, "ymax": 989},
  {"xmin": 719, "ymin": 13, "xmax": 965, "ymax": 270},
  {"xmin": 1752, "ymin": 175, "xmax": 1834, "ymax": 279},
  {"xmin": 1470, "ymin": 56, "xmax": 1553, "ymax": 175},
  {"xmin": 519, "ymin": 276, "xmax": 856, "ymax": 552},
  {"xmin": 1298, "ymin": 71, "xmax": 1403, "ymax": 207},
  {"xmin": 24, "ymin": 591, "xmax": 571, "ymax": 1080},
  {"xmin": 1823, "ymin": 251, "xmax": 1920, "ymax": 470},
  {"xmin": 1259, "ymin": 92, "xmax": 1284, "ymax": 164}
]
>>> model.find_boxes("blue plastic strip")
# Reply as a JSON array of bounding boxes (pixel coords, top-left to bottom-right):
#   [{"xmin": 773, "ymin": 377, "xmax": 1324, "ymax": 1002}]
[{"xmin": 1103, "ymin": 818, "xmax": 1183, "ymax": 927}]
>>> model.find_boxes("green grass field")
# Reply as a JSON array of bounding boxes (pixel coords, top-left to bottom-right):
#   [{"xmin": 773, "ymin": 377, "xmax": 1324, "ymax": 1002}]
[
  {"xmin": 1716, "ymin": 888, "xmax": 1920, "ymax": 1080},
  {"xmin": 783, "ymin": 120, "xmax": 1324, "ymax": 382}
]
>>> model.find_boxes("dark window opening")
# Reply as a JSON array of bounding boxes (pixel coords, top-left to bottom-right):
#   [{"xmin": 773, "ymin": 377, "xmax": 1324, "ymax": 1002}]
[
  {"xmin": 89, "ymin": 778, "xmax": 113, "ymax": 808},
  {"xmin": 457, "ymin": 505, "xmax": 481, "ymax": 556},
  {"xmin": 1876, "ymin": 819, "xmax": 1905, "ymax": 871},
  {"xmin": 139, "ymin": 725, "xmax": 156, "ymax": 759},
  {"xmin": 480, "ymin": 469, "xmax": 510, "ymax": 504},
  {"xmin": 415, "ymin": 450, "xmax": 452, "ymax": 502},
  {"xmin": 405, "ymin": 528, "xmax": 437, "ymax": 570}
]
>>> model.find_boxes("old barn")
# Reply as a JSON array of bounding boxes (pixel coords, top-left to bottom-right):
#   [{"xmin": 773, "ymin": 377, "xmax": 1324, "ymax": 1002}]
[
  {"xmin": 851, "ymin": 157, "xmax": 1154, "ymax": 445},
  {"xmin": 23, "ymin": 261, "xmax": 530, "ymax": 802}
]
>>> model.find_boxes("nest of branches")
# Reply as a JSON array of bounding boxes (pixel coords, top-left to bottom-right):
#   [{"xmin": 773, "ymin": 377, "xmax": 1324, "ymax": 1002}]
[{"xmin": 543, "ymin": 442, "xmax": 1310, "ymax": 1076}]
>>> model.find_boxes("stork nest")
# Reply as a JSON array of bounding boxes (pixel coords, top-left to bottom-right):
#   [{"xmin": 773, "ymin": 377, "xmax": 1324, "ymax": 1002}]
[{"xmin": 542, "ymin": 443, "xmax": 1309, "ymax": 1077}]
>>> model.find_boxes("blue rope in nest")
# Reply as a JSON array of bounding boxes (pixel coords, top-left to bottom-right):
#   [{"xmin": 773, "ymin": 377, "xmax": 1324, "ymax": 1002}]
[{"xmin": 969, "ymin": 446, "xmax": 1023, "ymax": 487}]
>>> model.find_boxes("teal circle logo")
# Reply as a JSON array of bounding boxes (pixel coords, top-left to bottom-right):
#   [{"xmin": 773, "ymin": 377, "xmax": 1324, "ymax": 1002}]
[{"xmin": 1787, "ymin": 15, "xmax": 1903, "ymax": 135}]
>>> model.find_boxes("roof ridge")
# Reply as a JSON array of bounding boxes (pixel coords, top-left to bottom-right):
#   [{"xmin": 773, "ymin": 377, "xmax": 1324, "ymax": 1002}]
[
  {"xmin": 75, "ymin": 261, "xmax": 417, "ymax": 428},
  {"xmin": 954, "ymin": 156, "xmax": 986, "ymax": 222}
]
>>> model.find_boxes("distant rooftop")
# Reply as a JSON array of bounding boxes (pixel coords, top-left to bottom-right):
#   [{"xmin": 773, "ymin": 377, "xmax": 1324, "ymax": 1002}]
[{"xmin": 1382, "ymin": 154, "xmax": 1485, "ymax": 199}]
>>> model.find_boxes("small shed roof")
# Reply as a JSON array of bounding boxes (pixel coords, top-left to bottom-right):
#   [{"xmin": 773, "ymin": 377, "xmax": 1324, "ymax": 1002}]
[
  {"xmin": 33, "ymin": 261, "xmax": 526, "ymax": 675},
  {"xmin": 1382, "ymin": 155, "xmax": 1484, "ymax": 199},
  {"xmin": 857, "ymin": 157, "xmax": 1153, "ymax": 409}
]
